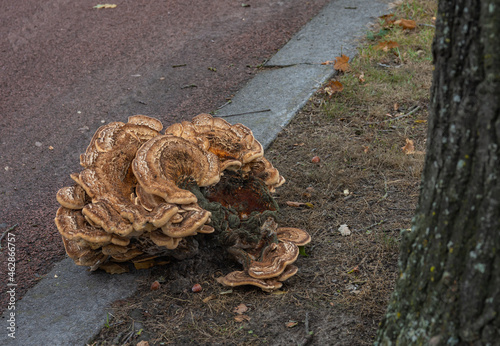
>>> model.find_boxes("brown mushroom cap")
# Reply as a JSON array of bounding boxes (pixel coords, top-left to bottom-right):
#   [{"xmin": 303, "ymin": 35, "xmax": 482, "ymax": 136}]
[
  {"xmin": 110, "ymin": 247, "xmax": 143, "ymax": 262},
  {"xmin": 161, "ymin": 208, "xmax": 211, "ymax": 238},
  {"xmin": 82, "ymin": 202, "xmax": 134, "ymax": 237},
  {"xmin": 149, "ymin": 230, "xmax": 182, "ymax": 249},
  {"xmin": 101, "ymin": 244, "xmax": 129, "ymax": 256},
  {"xmin": 132, "ymin": 134, "xmax": 221, "ymax": 204},
  {"xmin": 217, "ymin": 271, "xmax": 283, "ymax": 291},
  {"xmin": 247, "ymin": 241, "xmax": 299, "ymax": 279},
  {"xmin": 55, "ymin": 207, "xmax": 112, "ymax": 245},
  {"xmin": 277, "ymin": 264, "xmax": 299, "ymax": 281},
  {"xmin": 127, "ymin": 115, "xmax": 163, "ymax": 132},
  {"xmin": 242, "ymin": 157, "xmax": 281, "ymax": 187},
  {"xmin": 56, "ymin": 185, "xmax": 87, "ymax": 209},
  {"xmin": 276, "ymin": 227, "xmax": 311, "ymax": 246}
]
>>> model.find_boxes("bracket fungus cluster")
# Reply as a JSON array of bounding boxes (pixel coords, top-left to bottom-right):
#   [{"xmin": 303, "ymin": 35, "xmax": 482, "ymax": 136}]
[{"xmin": 55, "ymin": 114, "xmax": 310, "ymax": 290}]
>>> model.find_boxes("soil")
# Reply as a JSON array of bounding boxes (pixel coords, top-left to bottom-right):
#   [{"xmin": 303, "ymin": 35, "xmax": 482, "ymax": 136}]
[
  {"xmin": 90, "ymin": 85, "xmax": 429, "ymax": 345},
  {"xmin": 0, "ymin": 0, "xmax": 331, "ymax": 313}
]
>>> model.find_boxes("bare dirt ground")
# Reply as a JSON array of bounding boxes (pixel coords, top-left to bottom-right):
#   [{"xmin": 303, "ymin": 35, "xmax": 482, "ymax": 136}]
[{"xmin": 91, "ymin": 64, "xmax": 431, "ymax": 345}]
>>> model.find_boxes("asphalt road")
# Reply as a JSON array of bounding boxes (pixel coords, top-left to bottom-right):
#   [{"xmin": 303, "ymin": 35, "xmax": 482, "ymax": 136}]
[{"xmin": 0, "ymin": 0, "xmax": 332, "ymax": 310}]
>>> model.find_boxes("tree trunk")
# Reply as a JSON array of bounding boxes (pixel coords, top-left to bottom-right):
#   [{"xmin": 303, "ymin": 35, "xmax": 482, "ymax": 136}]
[{"xmin": 375, "ymin": 1, "xmax": 500, "ymax": 344}]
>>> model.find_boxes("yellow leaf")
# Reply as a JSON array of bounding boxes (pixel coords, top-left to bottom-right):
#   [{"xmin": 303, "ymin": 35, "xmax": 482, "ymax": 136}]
[{"xmin": 333, "ymin": 54, "xmax": 351, "ymax": 72}]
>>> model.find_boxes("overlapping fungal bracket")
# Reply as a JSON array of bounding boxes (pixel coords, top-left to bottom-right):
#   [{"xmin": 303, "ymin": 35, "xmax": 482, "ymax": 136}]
[{"xmin": 55, "ymin": 114, "xmax": 310, "ymax": 291}]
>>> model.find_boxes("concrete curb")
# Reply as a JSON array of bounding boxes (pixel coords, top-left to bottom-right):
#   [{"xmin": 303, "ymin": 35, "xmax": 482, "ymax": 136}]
[{"xmin": 1, "ymin": 1, "xmax": 388, "ymax": 344}]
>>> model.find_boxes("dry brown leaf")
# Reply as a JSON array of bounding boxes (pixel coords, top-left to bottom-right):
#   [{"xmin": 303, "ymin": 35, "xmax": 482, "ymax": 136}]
[
  {"xmin": 379, "ymin": 13, "xmax": 396, "ymax": 26},
  {"xmin": 324, "ymin": 81, "xmax": 344, "ymax": 96},
  {"xmin": 358, "ymin": 72, "xmax": 365, "ymax": 83},
  {"xmin": 393, "ymin": 103, "xmax": 399, "ymax": 111},
  {"xmin": 376, "ymin": 41, "xmax": 400, "ymax": 52},
  {"xmin": 233, "ymin": 303, "xmax": 248, "ymax": 314},
  {"xmin": 363, "ymin": 145, "xmax": 370, "ymax": 153},
  {"xmin": 286, "ymin": 321, "xmax": 298, "ymax": 328},
  {"xmin": 321, "ymin": 60, "xmax": 335, "ymax": 65},
  {"xmin": 395, "ymin": 19, "xmax": 417, "ymax": 30},
  {"xmin": 334, "ymin": 54, "xmax": 351, "ymax": 72},
  {"xmin": 311, "ymin": 156, "xmax": 321, "ymax": 163},
  {"xmin": 234, "ymin": 315, "xmax": 251, "ymax": 322},
  {"xmin": 401, "ymin": 138, "xmax": 415, "ymax": 154},
  {"xmin": 137, "ymin": 341, "xmax": 150, "ymax": 346}
]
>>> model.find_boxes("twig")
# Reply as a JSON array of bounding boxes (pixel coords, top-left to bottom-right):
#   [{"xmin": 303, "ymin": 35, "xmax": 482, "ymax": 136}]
[
  {"xmin": 365, "ymin": 106, "xmax": 421, "ymax": 125},
  {"xmin": 216, "ymin": 109, "xmax": 271, "ymax": 118},
  {"xmin": 0, "ymin": 224, "xmax": 18, "ymax": 250},
  {"xmin": 354, "ymin": 220, "xmax": 386, "ymax": 233}
]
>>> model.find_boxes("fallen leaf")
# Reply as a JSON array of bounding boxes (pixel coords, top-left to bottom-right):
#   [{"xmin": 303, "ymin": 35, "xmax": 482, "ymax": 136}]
[
  {"xmin": 358, "ymin": 72, "xmax": 365, "ymax": 83},
  {"xmin": 394, "ymin": 19, "xmax": 417, "ymax": 30},
  {"xmin": 414, "ymin": 119, "xmax": 427, "ymax": 124},
  {"xmin": 137, "ymin": 341, "xmax": 150, "ymax": 346},
  {"xmin": 379, "ymin": 13, "xmax": 396, "ymax": 26},
  {"xmin": 93, "ymin": 4, "xmax": 117, "ymax": 9},
  {"xmin": 208, "ymin": 67, "xmax": 217, "ymax": 72},
  {"xmin": 151, "ymin": 281, "xmax": 160, "ymax": 291},
  {"xmin": 334, "ymin": 54, "xmax": 351, "ymax": 72},
  {"xmin": 324, "ymin": 81, "xmax": 344, "ymax": 96},
  {"xmin": 293, "ymin": 142, "xmax": 305, "ymax": 146},
  {"xmin": 234, "ymin": 315, "xmax": 251, "ymax": 322},
  {"xmin": 401, "ymin": 138, "xmax": 415, "ymax": 154},
  {"xmin": 304, "ymin": 202, "xmax": 314, "ymax": 209},
  {"xmin": 48, "ymin": 146, "xmax": 54, "ymax": 150},
  {"xmin": 311, "ymin": 156, "xmax": 321, "ymax": 163},
  {"xmin": 192, "ymin": 283, "xmax": 202, "ymax": 292},
  {"xmin": 234, "ymin": 303, "xmax": 248, "ymax": 315},
  {"xmin": 286, "ymin": 321, "xmax": 298, "ymax": 328},
  {"xmin": 363, "ymin": 145, "xmax": 370, "ymax": 153},
  {"xmin": 347, "ymin": 265, "xmax": 360, "ymax": 274},
  {"xmin": 321, "ymin": 60, "xmax": 335, "ymax": 65},
  {"xmin": 203, "ymin": 294, "xmax": 216, "ymax": 303},
  {"xmin": 338, "ymin": 224, "xmax": 351, "ymax": 236},
  {"xmin": 376, "ymin": 41, "xmax": 400, "ymax": 52}
]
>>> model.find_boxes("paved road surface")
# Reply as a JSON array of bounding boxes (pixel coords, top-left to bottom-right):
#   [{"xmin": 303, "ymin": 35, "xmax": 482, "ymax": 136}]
[{"xmin": 0, "ymin": 0, "xmax": 331, "ymax": 310}]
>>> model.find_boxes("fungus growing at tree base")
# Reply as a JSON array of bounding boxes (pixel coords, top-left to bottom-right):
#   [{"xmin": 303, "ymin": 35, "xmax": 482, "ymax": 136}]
[{"xmin": 55, "ymin": 114, "xmax": 310, "ymax": 291}]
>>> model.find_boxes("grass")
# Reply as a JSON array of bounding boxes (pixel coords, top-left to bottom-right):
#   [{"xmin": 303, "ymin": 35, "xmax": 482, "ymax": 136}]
[{"xmin": 90, "ymin": 1, "xmax": 437, "ymax": 345}]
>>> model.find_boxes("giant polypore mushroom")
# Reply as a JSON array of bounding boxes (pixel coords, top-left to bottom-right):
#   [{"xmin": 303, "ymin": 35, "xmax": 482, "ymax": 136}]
[{"xmin": 55, "ymin": 114, "xmax": 310, "ymax": 287}]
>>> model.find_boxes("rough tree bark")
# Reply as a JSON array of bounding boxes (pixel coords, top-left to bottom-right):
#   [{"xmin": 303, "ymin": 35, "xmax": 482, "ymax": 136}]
[{"xmin": 375, "ymin": 1, "xmax": 499, "ymax": 344}]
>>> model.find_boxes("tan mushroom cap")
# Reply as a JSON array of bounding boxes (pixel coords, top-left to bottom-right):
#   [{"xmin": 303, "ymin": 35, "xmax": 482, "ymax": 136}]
[
  {"xmin": 127, "ymin": 115, "xmax": 163, "ymax": 132},
  {"xmin": 248, "ymin": 241, "xmax": 299, "ymax": 279},
  {"xmin": 61, "ymin": 236, "xmax": 108, "ymax": 267},
  {"xmin": 277, "ymin": 264, "xmax": 298, "ymax": 281},
  {"xmin": 82, "ymin": 202, "xmax": 134, "ymax": 237},
  {"xmin": 55, "ymin": 207, "xmax": 112, "ymax": 244},
  {"xmin": 56, "ymin": 185, "xmax": 87, "ymax": 209},
  {"xmin": 217, "ymin": 271, "xmax": 283, "ymax": 291},
  {"xmin": 150, "ymin": 230, "xmax": 182, "ymax": 249},
  {"xmin": 101, "ymin": 244, "xmax": 127, "ymax": 256},
  {"xmin": 110, "ymin": 248, "xmax": 143, "ymax": 262},
  {"xmin": 161, "ymin": 208, "xmax": 211, "ymax": 238},
  {"xmin": 132, "ymin": 135, "xmax": 221, "ymax": 204},
  {"xmin": 242, "ymin": 157, "xmax": 281, "ymax": 187},
  {"xmin": 276, "ymin": 227, "xmax": 311, "ymax": 246}
]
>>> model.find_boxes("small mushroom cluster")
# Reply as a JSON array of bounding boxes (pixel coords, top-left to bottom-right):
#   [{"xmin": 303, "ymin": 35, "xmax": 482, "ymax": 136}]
[{"xmin": 55, "ymin": 114, "xmax": 310, "ymax": 290}]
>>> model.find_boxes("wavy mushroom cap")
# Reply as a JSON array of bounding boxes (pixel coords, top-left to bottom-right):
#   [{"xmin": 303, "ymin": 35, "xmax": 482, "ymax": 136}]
[
  {"xmin": 127, "ymin": 115, "xmax": 164, "ymax": 132},
  {"xmin": 276, "ymin": 227, "xmax": 311, "ymax": 246},
  {"xmin": 55, "ymin": 207, "xmax": 112, "ymax": 244},
  {"xmin": 217, "ymin": 270, "xmax": 283, "ymax": 292},
  {"xmin": 161, "ymin": 207, "xmax": 211, "ymax": 238},
  {"xmin": 132, "ymin": 135, "xmax": 221, "ymax": 204},
  {"xmin": 277, "ymin": 264, "xmax": 298, "ymax": 281},
  {"xmin": 150, "ymin": 230, "xmax": 182, "ymax": 249},
  {"xmin": 56, "ymin": 185, "xmax": 87, "ymax": 209},
  {"xmin": 248, "ymin": 241, "xmax": 299, "ymax": 279}
]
